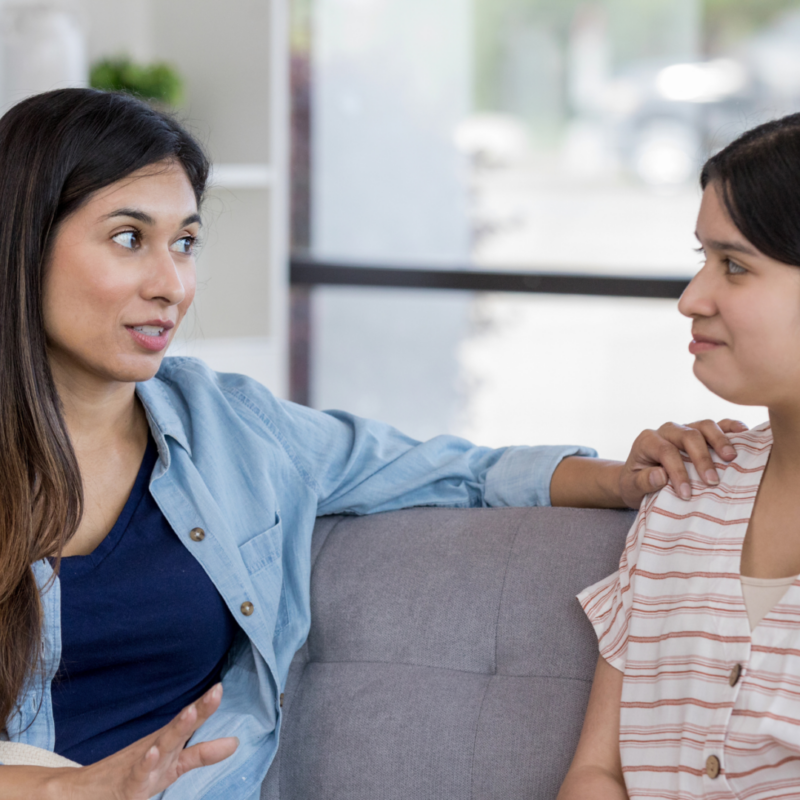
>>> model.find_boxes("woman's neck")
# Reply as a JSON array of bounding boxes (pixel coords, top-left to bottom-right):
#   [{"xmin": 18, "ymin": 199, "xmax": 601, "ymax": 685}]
[
  {"xmin": 50, "ymin": 359, "xmax": 147, "ymax": 456},
  {"xmin": 765, "ymin": 408, "xmax": 800, "ymax": 478}
]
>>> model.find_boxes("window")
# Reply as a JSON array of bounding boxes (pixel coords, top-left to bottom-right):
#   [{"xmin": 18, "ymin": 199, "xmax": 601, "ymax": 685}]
[{"xmin": 290, "ymin": 0, "xmax": 795, "ymax": 455}]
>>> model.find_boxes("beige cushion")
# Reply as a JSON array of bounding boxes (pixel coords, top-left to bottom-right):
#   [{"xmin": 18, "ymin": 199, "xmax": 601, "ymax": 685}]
[{"xmin": 0, "ymin": 742, "xmax": 80, "ymax": 768}]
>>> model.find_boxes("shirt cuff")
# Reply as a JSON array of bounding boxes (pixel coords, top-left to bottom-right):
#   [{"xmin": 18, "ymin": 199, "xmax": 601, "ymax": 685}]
[{"xmin": 484, "ymin": 444, "xmax": 597, "ymax": 507}]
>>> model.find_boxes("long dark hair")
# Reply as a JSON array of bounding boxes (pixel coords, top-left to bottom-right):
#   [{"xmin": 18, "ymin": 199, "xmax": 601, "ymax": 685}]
[
  {"xmin": 701, "ymin": 113, "xmax": 800, "ymax": 266},
  {"xmin": 0, "ymin": 88, "xmax": 209, "ymax": 729}
]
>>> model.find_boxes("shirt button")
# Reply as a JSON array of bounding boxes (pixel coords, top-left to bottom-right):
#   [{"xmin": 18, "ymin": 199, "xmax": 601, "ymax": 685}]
[
  {"xmin": 189, "ymin": 528, "xmax": 206, "ymax": 542},
  {"xmin": 706, "ymin": 755, "xmax": 721, "ymax": 779},
  {"xmin": 280, "ymin": 693, "xmax": 285, "ymax": 708},
  {"xmin": 240, "ymin": 601, "xmax": 254, "ymax": 616},
  {"xmin": 729, "ymin": 663, "xmax": 742, "ymax": 687}
]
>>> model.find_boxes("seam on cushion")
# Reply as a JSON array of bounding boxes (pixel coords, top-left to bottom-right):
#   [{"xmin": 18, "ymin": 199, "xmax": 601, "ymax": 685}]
[
  {"xmin": 307, "ymin": 515, "xmax": 349, "ymax": 663},
  {"xmin": 492, "ymin": 515, "xmax": 526, "ymax": 676},
  {"xmin": 469, "ymin": 513, "xmax": 525, "ymax": 798},
  {"xmin": 304, "ymin": 658, "xmax": 493, "ymax": 676},
  {"xmin": 278, "ymin": 657, "xmax": 313, "ymax": 800},
  {"xmin": 468, "ymin": 674, "xmax": 493, "ymax": 800},
  {"xmin": 302, "ymin": 658, "xmax": 595, "ymax": 684},
  {"xmin": 310, "ymin": 515, "xmax": 347, "ymax": 573}
]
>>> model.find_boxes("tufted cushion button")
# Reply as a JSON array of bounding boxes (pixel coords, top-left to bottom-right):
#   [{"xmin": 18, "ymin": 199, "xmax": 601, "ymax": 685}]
[
  {"xmin": 706, "ymin": 755, "xmax": 720, "ymax": 779},
  {"xmin": 240, "ymin": 601, "xmax": 254, "ymax": 616},
  {"xmin": 189, "ymin": 528, "xmax": 205, "ymax": 542},
  {"xmin": 728, "ymin": 663, "xmax": 741, "ymax": 687}
]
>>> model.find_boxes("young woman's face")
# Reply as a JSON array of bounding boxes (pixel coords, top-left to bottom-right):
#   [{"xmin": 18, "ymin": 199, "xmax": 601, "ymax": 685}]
[
  {"xmin": 678, "ymin": 182, "xmax": 800, "ymax": 410},
  {"xmin": 43, "ymin": 160, "xmax": 200, "ymax": 387}
]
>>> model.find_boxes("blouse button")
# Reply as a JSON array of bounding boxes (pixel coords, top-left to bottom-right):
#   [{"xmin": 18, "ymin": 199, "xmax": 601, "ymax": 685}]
[
  {"xmin": 240, "ymin": 601, "xmax": 255, "ymax": 616},
  {"xmin": 706, "ymin": 755, "xmax": 721, "ymax": 779},
  {"xmin": 729, "ymin": 663, "xmax": 742, "ymax": 687},
  {"xmin": 189, "ymin": 528, "xmax": 206, "ymax": 542}
]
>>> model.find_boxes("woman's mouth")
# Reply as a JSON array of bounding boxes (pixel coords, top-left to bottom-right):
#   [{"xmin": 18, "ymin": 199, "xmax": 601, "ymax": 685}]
[
  {"xmin": 689, "ymin": 334, "xmax": 725, "ymax": 355},
  {"xmin": 126, "ymin": 322, "xmax": 173, "ymax": 352}
]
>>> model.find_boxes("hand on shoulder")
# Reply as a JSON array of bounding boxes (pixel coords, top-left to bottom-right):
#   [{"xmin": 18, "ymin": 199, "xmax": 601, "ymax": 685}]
[{"xmin": 618, "ymin": 418, "xmax": 750, "ymax": 509}]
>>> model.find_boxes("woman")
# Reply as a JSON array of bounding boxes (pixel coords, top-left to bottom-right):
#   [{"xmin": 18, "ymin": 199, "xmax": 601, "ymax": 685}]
[
  {"xmin": 0, "ymin": 88, "xmax": 736, "ymax": 799},
  {"xmin": 559, "ymin": 114, "xmax": 800, "ymax": 799}
]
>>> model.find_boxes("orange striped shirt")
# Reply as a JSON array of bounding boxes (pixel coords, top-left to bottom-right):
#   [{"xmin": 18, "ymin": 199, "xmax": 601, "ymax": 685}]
[{"xmin": 579, "ymin": 422, "xmax": 800, "ymax": 799}]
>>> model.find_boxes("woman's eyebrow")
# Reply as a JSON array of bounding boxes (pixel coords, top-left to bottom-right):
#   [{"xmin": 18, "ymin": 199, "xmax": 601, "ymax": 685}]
[
  {"xmin": 101, "ymin": 208, "xmax": 202, "ymax": 227},
  {"xmin": 693, "ymin": 233, "xmax": 758, "ymax": 256}
]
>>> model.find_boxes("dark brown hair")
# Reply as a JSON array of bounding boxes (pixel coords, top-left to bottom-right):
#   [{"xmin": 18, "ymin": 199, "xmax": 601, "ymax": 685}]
[
  {"xmin": 0, "ymin": 88, "xmax": 208, "ymax": 729},
  {"xmin": 701, "ymin": 113, "xmax": 800, "ymax": 266}
]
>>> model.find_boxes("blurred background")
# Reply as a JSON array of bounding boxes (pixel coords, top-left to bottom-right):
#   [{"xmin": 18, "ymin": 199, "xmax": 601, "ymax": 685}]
[{"xmin": 4, "ymin": 0, "xmax": 797, "ymax": 458}]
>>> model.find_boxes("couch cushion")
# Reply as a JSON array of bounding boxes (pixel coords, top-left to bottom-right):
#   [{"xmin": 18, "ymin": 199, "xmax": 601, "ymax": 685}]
[{"xmin": 262, "ymin": 506, "xmax": 633, "ymax": 800}]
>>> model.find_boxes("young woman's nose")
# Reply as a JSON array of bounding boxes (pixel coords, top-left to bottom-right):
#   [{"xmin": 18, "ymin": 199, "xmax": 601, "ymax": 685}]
[
  {"xmin": 143, "ymin": 247, "xmax": 187, "ymax": 306},
  {"xmin": 678, "ymin": 264, "xmax": 717, "ymax": 319}
]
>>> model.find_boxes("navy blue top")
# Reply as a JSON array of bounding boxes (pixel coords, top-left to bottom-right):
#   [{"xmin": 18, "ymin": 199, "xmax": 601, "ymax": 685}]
[{"xmin": 52, "ymin": 436, "xmax": 238, "ymax": 765}]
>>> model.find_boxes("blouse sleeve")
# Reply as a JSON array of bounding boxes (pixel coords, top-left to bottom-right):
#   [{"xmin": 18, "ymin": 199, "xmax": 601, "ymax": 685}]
[{"xmin": 577, "ymin": 497, "xmax": 652, "ymax": 672}]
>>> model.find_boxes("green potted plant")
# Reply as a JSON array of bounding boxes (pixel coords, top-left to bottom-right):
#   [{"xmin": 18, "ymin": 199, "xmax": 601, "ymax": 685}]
[{"xmin": 89, "ymin": 57, "xmax": 184, "ymax": 108}]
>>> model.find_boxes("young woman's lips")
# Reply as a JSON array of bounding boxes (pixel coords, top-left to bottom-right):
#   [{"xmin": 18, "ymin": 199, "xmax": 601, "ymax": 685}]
[
  {"xmin": 126, "ymin": 322, "xmax": 173, "ymax": 352},
  {"xmin": 689, "ymin": 335, "xmax": 725, "ymax": 355}
]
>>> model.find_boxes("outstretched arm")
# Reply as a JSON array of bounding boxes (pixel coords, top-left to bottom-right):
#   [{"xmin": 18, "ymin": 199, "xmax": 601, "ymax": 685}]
[
  {"xmin": 551, "ymin": 418, "xmax": 747, "ymax": 509},
  {"xmin": 558, "ymin": 656, "xmax": 627, "ymax": 800}
]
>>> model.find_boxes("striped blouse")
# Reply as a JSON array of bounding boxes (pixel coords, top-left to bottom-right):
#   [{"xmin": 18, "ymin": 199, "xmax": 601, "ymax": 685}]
[{"xmin": 579, "ymin": 422, "xmax": 800, "ymax": 799}]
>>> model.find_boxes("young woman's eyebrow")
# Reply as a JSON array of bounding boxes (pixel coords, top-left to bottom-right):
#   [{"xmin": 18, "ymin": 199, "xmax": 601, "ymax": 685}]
[
  {"xmin": 693, "ymin": 233, "xmax": 758, "ymax": 256},
  {"xmin": 100, "ymin": 208, "xmax": 202, "ymax": 227}
]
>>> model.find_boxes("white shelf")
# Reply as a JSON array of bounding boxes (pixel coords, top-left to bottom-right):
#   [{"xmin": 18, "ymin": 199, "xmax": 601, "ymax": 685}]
[{"xmin": 209, "ymin": 163, "xmax": 274, "ymax": 189}]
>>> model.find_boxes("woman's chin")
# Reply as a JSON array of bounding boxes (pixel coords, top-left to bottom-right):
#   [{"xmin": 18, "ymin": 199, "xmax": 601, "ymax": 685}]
[
  {"xmin": 692, "ymin": 364, "xmax": 753, "ymax": 407},
  {"xmin": 96, "ymin": 353, "xmax": 168, "ymax": 385}
]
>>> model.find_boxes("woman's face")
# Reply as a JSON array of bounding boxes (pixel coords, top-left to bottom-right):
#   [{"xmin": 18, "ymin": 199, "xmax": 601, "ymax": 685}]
[
  {"xmin": 678, "ymin": 182, "xmax": 800, "ymax": 410},
  {"xmin": 43, "ymin": 160, "xmax": 200, "ymax": 387}
]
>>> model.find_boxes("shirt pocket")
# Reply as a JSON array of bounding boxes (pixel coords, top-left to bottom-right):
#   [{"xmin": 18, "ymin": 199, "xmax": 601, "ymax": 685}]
[
  {"xmin": 239, "ymin": 516, "xmax": 283, "ymax": 576},
  {"xmin": 237, "ymin": 516, "xmax": 290, "ymax": 634}
]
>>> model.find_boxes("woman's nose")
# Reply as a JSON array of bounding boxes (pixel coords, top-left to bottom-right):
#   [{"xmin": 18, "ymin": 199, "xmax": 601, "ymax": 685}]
[
  {"xmin": 678, "ymin": 264, "xmax": 716, "ymax": 319},
  {"xmin": 144, "ymin": 248, "xmax": 187, "ymax": 306}
]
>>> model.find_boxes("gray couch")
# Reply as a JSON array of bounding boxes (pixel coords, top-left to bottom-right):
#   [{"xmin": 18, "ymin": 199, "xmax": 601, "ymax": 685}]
[{"xmin": 261, "ymin": 506, "xmax": 634, "ymax": 800}]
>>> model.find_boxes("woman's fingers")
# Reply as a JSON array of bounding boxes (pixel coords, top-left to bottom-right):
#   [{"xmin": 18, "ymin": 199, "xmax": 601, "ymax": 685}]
[
  {"xmin": 638, "ymin": 429, "xmax": 694, "ymax": 499},
  {"xmin": 623, "ymin": 419, "xmax": 746, "ymax": 506},
  {"xmin": 126, "ymin": 744, "xmax": 160, "ymax": 787},
  {"xmin": 716, "ymin": 418, "xmax": 749, "ymax": 435},
  {"xmin": 177, "ymin": 737, "xmax": 239, "ymax": 776},
  {"xmin": 682, "ymin": 419, "xmax": 738, "ymax": 461},
  {"xmin": 658, "ymin": 423, "xmax": 719, "ymax": 488},
  {"xmin": 153, "ymin": 684, "xmax": 223, "ymax": 760}
]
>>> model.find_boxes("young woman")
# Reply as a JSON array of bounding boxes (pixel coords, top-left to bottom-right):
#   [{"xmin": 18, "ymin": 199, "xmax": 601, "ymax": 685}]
[
  {"xmin": 0, "ymin": 87, "xmax": 737, "ymax": 799},
  {"xmin": 559, "ymin": 114, "xmax": 800, "ymax": 800}
]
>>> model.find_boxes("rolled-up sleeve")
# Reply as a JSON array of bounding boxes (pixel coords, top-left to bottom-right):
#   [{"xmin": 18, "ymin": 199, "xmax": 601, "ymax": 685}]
[{"xmin": 484, "ymin": 444, "xmax": 597, "ymax": 508}]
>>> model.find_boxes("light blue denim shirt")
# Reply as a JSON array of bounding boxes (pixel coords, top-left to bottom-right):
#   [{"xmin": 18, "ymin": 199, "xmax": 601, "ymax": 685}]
[{"xmin": 5, "ymin": 357, "xmax": 595, "ymax": 798}]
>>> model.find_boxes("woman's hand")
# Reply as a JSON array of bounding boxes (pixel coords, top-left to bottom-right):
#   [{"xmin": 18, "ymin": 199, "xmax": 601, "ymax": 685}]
[
  {"xmin": 618, "ymin": 419, "xmax": 748, "ymax": 508},
  {"xmin": 550, "ymin": 419, "xmax": 749, "ymax": 510},
  {"xmin": 48, "ymin": 683, "xmax": 237, "ymax": 800}
]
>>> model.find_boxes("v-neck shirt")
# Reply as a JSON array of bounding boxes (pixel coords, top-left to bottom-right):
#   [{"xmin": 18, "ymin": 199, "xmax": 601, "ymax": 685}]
[
  {"xmin": 580, "ymin": 422, "xmax": 800, "ymax": 800},
  {"xmin": 51, "ymin": 436, "xmax": 238, "ymax": 765}
]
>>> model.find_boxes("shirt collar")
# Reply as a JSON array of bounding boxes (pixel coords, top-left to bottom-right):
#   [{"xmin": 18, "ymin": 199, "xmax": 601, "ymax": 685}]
[{"xmin": 136, "ymin": 376, "xmax": 193, "ymax": 459}]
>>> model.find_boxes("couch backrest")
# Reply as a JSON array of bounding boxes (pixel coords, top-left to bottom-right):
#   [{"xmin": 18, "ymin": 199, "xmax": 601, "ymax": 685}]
[{"xmin": 261, "ymin": 506, "xmax": 633, "ymax": 800}]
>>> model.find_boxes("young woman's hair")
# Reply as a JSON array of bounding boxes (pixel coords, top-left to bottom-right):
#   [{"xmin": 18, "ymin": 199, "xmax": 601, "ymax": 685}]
[
  {"xmin": 0, "ymin": 88, "xmax": 209, "ymax": 729},
  {"xmin": 701, "ymin": 113, "xmax": 800, "ymax": 267}
]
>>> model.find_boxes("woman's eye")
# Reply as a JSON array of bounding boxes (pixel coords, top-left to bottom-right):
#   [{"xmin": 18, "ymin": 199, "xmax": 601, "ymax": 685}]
[
  {"xmin": 112, "ymin": 230, "xmax": 139, "ymax": 250},
  {"xmin": 726, "ymin": 259, "xmax": 747, "ymax": 275},
  {"xmin": 171, "ymin": 236, "xmax": 196, "ymax": 255}
]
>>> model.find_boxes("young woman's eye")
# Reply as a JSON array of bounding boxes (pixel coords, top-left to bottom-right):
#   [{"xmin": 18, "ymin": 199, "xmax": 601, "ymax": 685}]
[
  {"xmin": 726, "ymin": 259, "xmax": 747, "ymax": 275},
  {"xmin": 171, "ymin": 235, "xmax": 196, "ymax": 255},
  {"xmin": 112, "ymin": 230, "xmax": 140, "ymax": 250}
]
